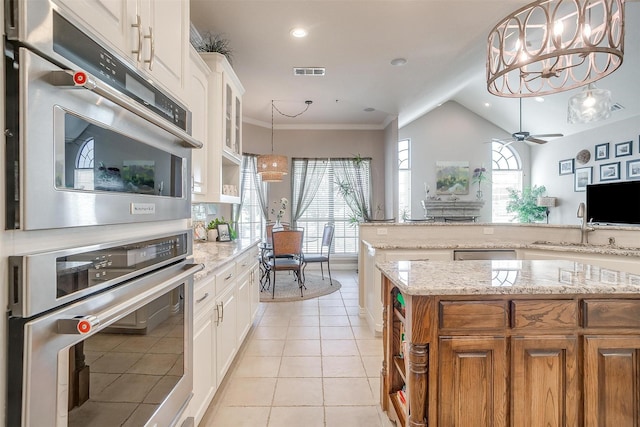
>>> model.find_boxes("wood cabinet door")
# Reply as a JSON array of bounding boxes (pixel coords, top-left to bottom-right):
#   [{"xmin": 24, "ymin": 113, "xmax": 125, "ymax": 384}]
[
  {"xmin": 439, "ymin": 336, "xmax": 508, "ymax": 427},
  {"xmin": 512, "ymin": 336, "xmax": 579, "ymax": 427},
  {"xmin": 584, "ymin": 336, "xmax": 640, "ymax": 427}
]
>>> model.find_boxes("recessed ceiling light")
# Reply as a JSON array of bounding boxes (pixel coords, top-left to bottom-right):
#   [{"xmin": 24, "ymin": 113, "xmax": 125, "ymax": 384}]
[
  {"xmin": 290, "ymin": 28, "xmax": 308, "ymax": 38},
  {"xmin": 390, "ymin": 57, "xmax": 407, "ymax": 66},
  {"xmin": 484, "ymin": 102, "xmax": 491, "ymax": 107},
  {"xmin": 535, "ymin": 96, "xmax": 545, "ymax": 103},
  {"xmin": 364, "ymin": 107, "xmax": 375, "ymax": 112}
]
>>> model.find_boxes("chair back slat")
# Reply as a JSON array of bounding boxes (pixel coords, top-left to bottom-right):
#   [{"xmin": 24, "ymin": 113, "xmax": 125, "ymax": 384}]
[
  {"xmin": 272, "ymin": 230, "xmax": 304, "ymax": 257},
  {"xmin": 321, "ymin": 224, "xmax": 335, "ymax": 248}
]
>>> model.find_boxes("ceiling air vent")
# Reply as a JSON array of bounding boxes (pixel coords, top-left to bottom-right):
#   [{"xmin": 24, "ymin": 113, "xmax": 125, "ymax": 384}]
[
  {"xmin": 610, "ymin": 102, "xmax": 624, "ymax": 112},
  {"xmin": 293, "ymin": 67, "xmax": 326, "ymax": 76}
]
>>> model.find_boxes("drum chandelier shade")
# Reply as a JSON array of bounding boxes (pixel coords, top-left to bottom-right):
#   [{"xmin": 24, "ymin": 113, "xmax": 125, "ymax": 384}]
[
  {"xmin": 567, "ymin": 82, "xmax": 612, "ymax": 123},
  {"xmin": 487, "ymin": 0, "xmax": 625, "ymax": 97},
  {"xmin": 258, "ymin": 155, "xmax": 288, "ymax": 182},
  {"xmin": 257, "ymin": 100, "xmax": 288, "ymax": 183}
]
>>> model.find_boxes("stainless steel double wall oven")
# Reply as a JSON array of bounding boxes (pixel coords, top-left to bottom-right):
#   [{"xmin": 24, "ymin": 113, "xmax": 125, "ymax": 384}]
[{"xmin": 5, "ymin": 2, "xmax": 202, "ymax": 426}]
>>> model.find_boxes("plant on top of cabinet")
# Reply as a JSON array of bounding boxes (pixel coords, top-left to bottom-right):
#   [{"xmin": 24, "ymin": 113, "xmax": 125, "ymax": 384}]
[{"xmin": 195, "ymin": 31, "xmax": 233, "ymax": 64}]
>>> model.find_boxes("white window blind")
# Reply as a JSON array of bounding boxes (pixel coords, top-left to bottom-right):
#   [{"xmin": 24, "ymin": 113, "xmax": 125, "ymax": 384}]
[
  {"xmin": 293, "ymin": 158, "xmax": 371, "ymax": 255},
  {"xmin": 238, "ymin": 156, "xmax": 265, "ymax": 241}
]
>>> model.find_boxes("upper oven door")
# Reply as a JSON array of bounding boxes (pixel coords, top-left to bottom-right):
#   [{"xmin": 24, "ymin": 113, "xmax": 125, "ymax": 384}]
[{"xmin": 7, "ymin": 46, "xmax": 193, "ymax": 230}]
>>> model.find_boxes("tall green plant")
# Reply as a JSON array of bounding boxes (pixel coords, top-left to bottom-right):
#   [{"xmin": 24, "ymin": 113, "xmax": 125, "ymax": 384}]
[{"xmin": 506, "ymin": 185, "xmax": 548, "ymax": 223}]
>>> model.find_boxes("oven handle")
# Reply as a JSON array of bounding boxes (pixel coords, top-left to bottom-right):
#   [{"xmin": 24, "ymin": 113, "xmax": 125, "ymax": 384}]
[
  {"xmin": 56, "ymin": 262, "xmax": 203, "ymax": 335},
  {"xmin": 49, "ymin": 70, "xmax": 203, "ymax": 149}
]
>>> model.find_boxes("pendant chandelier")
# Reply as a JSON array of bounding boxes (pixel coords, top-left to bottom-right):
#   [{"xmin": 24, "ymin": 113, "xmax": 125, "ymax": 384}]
[
  {"xmin": 257, "ymin": 100, "xmax": 312, "ymax": 183},
  {"xmin": 487, "ymin": 0, "xmax": 625, "ymax": 98},
  {"xmin": 257, "ymin": 101, "xmax": 288, "ymax": 183}
]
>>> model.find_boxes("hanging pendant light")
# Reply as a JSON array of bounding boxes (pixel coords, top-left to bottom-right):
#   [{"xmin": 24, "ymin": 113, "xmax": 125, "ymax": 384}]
[
  {"xmin": 567, "ymin": 83, "xmax": 612, "ymax": 123},
  {"xmin": 257, "ymin": 100, "xmax": 288, "ymax": 182},
  {"xmin": 487, "ymin": 0, "xmax": 625, "ymax": 98}
]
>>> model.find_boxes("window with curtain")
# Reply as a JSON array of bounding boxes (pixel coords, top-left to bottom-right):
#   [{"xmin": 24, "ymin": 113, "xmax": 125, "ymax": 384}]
[
  {"xmin": 492, "ymin": 141, "xmax": 523, "ymax": 222},
  {"xmin": 293, "ymin": 158, "xmax": 371, "ymax": 255},
  {"xmin": 398, "ymin": 139, "xmax": 411, "ymax": 221},
  {"xmin": 238, "ymin": 155, "xmax": 266, "ymax": 241}
]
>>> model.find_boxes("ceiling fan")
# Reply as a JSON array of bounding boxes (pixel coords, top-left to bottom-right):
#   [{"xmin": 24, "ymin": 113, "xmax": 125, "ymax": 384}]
[{"xmin": 493, "ymin": 98, "xmax": 563, "ymax": 146}]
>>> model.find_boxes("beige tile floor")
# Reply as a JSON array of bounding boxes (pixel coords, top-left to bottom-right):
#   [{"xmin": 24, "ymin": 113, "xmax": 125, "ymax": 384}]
[{"xmin": 199, "ymin": 270, "xmax": 395, "ymax": 427}]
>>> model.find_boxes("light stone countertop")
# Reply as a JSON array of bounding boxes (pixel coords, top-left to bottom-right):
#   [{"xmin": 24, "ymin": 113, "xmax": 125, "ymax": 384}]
[
  {"xmin": 359, "ymin": 222, "xmax": 640, "ymax": 231},
  {"xmin": 362, "ymin": 240, "xmax": 640, "ymax": 258},
  {"xmin": 192, "ymin": 238, "xmax": 260, "ymax": 281},
  {"xmin": 377, "ymin": 259, "xmax": 640, "ymax": 296}
]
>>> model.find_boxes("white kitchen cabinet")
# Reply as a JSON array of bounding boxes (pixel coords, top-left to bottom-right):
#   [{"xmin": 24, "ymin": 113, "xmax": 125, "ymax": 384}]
[
  {"xmin": 189, "ymin": 274, "xmax": 216, "ymax": 425},
  {"xmin": 235, "ymin": 251, "xmax": 257, "ymax": 344},
  {"xmin": 193, "ymin": 53, "xmax": 245, "ymax": 204},
  {"xmin": 250, "ymin": 258, "xmax": 261, "ymax": 321},
  {"xmin": 54, "ymin": 0, "xmax": 188, "ymax": 103},
  {"xmin": 215, "ymin": 281, "xmax": 237, "ymax": 386},
  {"xmin": 189, "ymin": 48, "xmax": 210, "ymax": 195}
]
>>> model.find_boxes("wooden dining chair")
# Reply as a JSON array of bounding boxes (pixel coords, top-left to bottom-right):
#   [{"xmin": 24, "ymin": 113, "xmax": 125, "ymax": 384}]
[
  {"xmin": 302, "ymin": 223, "xmax": 334, "ymax": 285},
  {"xmin": 268, "ymin": 229, "xmax": 305, "ymax": 298}
]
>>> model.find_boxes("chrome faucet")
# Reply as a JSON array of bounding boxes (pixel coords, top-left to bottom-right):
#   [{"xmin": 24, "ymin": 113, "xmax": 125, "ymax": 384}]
[{"xmin": 577, "ymin": 202, "xmax": 595, "ymax": 244}]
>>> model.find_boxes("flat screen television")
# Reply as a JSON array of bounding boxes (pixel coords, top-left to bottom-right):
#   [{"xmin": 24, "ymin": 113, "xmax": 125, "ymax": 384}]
[{"xmin": 586, "ymin": 181, "xmax": 640, "ymax": 225}]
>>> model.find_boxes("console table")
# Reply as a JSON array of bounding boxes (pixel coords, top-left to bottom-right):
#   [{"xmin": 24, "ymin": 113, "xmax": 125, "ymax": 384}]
[{"xmin": 420, "ymin": 200, "xmax": 484, "ymax": 222}]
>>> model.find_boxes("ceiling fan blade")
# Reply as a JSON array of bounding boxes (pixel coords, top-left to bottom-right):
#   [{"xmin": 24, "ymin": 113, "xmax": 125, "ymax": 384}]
[
  {"xmin": 525, "ymin": 136, "xmax": 548, "ymax": 144},
  {"xmin": 531, "ymin": 133, "xmax": 564, "ymax": 138}
]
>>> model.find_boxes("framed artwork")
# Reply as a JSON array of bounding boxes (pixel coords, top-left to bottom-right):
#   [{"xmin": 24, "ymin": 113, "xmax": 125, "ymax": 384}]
[
  {"xmin": 216, "ymin": 223, "xmax": 231, "ymax": 241},
  {"xmin": 574, "ymin": 166, "xmax": 592, "ymax": 192},
  {"xmin": 435, "ymin": 161, "xmax": 469, "ymax": 195},
  {"xmin": 599, "ymin": 162, "xmax": 620, "ymax": 181},
  {"xmin": 627, "ymin": 159, "xmax": 640, "ymax": 180},
  {"xmin": 615, "ymin": 140, "xmax": 632, "ymax": 157},
  {"xmin": 558, "ymin": 158, "xmax": 574, "ymax": 175},
  {"xmin": 595, "ymin": 143, "xmax": 609, "ymax": 160}
]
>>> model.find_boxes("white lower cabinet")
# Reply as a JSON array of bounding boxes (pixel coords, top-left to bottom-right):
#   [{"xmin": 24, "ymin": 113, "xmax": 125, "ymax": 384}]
[
  {"xmin": 189, "ymin": 273, "xmax": 216, "ymax": 425},
  {"xmin": 215, "ymin": 282, "xmax": 237, "ymax": 386},
  {"xmin": 183, "ymin": 246, "xmax": 260, "ymax": 425}
]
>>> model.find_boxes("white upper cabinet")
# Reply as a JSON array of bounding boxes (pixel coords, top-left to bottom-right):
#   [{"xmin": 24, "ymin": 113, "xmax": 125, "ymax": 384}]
[
  {"xmin": 53, "ymin": 0, "xmax": 188, "ymax": 103},
  {"xmin": 193, "ymin": 52, "xmax": 245, "ymax": 204},
  {"xmin": 189, "ymin": 48, "xmax": 210, "ymax": 196}
]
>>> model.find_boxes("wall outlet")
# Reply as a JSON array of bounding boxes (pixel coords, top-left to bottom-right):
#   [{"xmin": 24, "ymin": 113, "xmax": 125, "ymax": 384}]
[
  {"xmin": 377, "ymin": 228, "xmax": 388, "ymax": 235},
  {"xmin": 483, "ymin": 227, "xmax": 494, "ymax": 235}
]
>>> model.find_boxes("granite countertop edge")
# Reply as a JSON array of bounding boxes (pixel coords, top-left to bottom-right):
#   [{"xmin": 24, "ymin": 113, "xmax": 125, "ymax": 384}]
[
  {"xmin": 192, "ymin": 238, "xmax": 260, "ymax": 281},
  {"xmin": 361, "ymin": 240, "xmax": 640, "ymax": 257}
]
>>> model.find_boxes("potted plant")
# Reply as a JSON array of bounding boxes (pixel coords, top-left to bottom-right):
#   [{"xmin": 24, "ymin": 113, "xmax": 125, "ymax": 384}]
[
  {"xmin": 206, "ymin": 216, "xmax": 237, "ymax": 241},
  {"xmin": 195, "ymin": 31, "xmax": 233, "ymax": 64},
  {"xmin": 506, "ymin": 185, "xmax": 548, "ymax": 223}
]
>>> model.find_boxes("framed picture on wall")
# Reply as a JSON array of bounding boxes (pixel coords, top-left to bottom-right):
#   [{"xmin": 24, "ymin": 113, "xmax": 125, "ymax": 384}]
[
  {"xmin": 615, "ymin": 141, "xmax": 633, "ymax": 157},
  {"xmin": 595, "ymin": 143, "xmax": 609, "ymax": 160},
  {"xmin": 574, "ymin": 167, "xmax": 592, "ymax": 192},
  {"xmin": 627, "ymin": 159, "xmax": 640, "ymax": 180},
  {"xmin": 435, "ymin": 161, "xmax": 469, "ymax": 195},
  {"xmin": 599, "ymin": 162, "xmax": 620, "ymax": 181},
  {"xmin": 558, "ymin": 158, "xmax": 574, "ymax": 175}
]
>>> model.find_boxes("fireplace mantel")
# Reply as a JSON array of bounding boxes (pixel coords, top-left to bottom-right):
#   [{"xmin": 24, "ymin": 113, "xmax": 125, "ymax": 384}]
[{"xmin": 420, "ymin": 199, "xmax": 484, "ymax": 222}]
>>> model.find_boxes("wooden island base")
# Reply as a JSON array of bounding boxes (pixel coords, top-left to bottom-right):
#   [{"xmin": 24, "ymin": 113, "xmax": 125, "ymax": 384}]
[{"xmin": 379, "ymin": 261, "xmax": 640, "ymax": 427}]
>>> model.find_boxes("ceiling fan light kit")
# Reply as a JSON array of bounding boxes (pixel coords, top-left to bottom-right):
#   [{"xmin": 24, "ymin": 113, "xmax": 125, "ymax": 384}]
[
  {"xmin": 567, "ymin": 82, "xmax": 613, "ymax": 123},
  {"xmin": 487, "ymin": 0, "xmax": 625, "ymax": 98}
]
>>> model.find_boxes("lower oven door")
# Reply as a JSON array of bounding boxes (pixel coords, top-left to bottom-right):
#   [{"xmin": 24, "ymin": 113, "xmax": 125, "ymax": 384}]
[{"xmin": 7, "ymin": 261, "xmax": 202, "ymax": 427}]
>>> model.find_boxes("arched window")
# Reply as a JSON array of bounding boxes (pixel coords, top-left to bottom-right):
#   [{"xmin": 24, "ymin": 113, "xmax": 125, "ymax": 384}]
[
  {"xmin": 398, "ymin": 139, "xmax": 411, "ymax": 220},
  {"xmin": 74, "ymin": 138, "xmax": 95, "ymax": 190},
  {"xmin": 492, "ymin": 141, "xmax": 522, "ymax": 222},
  {"xmin": 76, "ymin": 138, "xmax": 94, "ymax": 169}
]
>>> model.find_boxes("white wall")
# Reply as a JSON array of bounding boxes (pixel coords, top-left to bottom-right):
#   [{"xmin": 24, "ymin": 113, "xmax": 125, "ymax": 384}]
[
  {"xmin": 398, "ymin": 101, "xmax": 533, "ymax": 222},
  {"xmin": 243, "ymin": 122, "xmax": 386, "ymax": 222},
  {"xmin": 531, "ymin": 114, "xmax": 640, "ymax": 225}
]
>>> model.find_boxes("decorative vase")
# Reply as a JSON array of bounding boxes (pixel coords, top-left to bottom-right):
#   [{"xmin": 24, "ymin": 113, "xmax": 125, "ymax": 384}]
[
  {"xmin": 476, "ymin": 189, "xmax": 483, "ymax": 199},
  {"xmin": 207, "ymin": 229, "xmax": 218, "ymax": 241},
  {"xmin": 273, "ymin": 219, "xmax": 284, "ymax": 232}
]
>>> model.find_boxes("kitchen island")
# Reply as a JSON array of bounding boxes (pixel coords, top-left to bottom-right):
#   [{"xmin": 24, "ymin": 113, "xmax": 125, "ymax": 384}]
[{"xmin": 378, "ymin": 259, "xmax": 640, "ymax": 427}]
